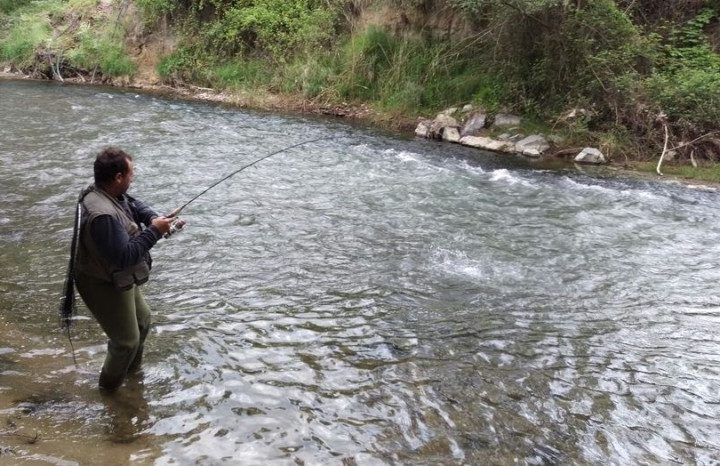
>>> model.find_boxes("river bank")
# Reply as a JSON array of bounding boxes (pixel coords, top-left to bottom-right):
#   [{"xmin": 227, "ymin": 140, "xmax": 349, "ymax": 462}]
[{"xmin": 3, "ymin": 70, "xmax": 719, "ymax": 189}]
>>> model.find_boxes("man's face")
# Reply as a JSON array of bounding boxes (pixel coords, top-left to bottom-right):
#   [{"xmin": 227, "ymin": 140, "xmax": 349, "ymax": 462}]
[{"xmin": 116, "ymin": 159, "xmax": 134, "ymax": 194}]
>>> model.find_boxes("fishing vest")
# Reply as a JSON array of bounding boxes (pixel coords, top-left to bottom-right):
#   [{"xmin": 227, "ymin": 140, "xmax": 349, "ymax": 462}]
[{"xmin": 76, "ymin": 185, "xmax": 150, "ymax": 290}]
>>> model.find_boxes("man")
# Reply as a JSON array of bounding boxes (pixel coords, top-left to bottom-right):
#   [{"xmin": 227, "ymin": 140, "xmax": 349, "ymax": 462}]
[{"xmin": 74, "ymin": 146, "xmax": 182, "ymax": 391}]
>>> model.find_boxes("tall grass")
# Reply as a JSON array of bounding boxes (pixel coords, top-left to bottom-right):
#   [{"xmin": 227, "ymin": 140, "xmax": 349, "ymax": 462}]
[
  {"xmin": 0, "ymin": 0, "xmax": 136, "ymax": 77},
  {"xmin": 67, "ymin": 25, "xmax": 136, "ymax": 77},
  {"xmin": 0, "ymin": 13, "xmax": 50, "ymax": 66},
  {"xmin": 334, "ymin": 26, "xmax": 497, "ymax": 114}
]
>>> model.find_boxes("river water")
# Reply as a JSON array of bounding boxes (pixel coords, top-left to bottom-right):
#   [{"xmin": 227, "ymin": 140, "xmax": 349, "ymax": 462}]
[{"xmin": 1, "ymin": 79, "xmax": 719, "ymax": 465}]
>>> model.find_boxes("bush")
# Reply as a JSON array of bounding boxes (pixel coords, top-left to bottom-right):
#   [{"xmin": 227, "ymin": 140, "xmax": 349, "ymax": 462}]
[
  {"xmin": 643, "ymin": 7, "xmax": 720, "ymax": 131},
  {"xmin": 196, "ymin": 0, "xmax": 336, "ymax": 59},
  {"xmin": 135, "ymin": 0, "xmax": 175, "ymax": 20},
  {"xmin": 0, "ymin": 0, "xmax": 24, "ymax": 14},
  {"xmin": 66, "ymin": 26, "xmax": 136, "ymax": 77},
  {"xmin": 0, "ymin": 14, "xmax": 50, "ymax": 66}
]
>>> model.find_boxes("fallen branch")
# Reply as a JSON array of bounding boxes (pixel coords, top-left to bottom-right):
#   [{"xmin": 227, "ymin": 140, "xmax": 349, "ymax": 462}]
[
  {"xmin": 656, "ymin": 120, "xmax": 669, "ymax": 176},
  {"xmin": 668, "ymin": 131, "xmax": 720, "ymax": 152}
]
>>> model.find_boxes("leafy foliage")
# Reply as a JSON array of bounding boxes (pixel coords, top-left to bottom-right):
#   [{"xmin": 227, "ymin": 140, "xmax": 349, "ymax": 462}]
[
  {"xmin": 644, "ymin": 7, "xmax": 720, "ymax": 131},
  {"xmin": 67, "ymin": 26, "xmax": 137, "ymax": 77},
  {"xmin": 187, "ymin": 0, "xmax": 337, "ymax": 59}
]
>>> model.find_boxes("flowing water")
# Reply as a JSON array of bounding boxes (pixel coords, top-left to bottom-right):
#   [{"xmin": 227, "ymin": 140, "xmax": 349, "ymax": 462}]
[{"xmin": 1, "ymin": 79, "xmax": 720, "ymax": 465}]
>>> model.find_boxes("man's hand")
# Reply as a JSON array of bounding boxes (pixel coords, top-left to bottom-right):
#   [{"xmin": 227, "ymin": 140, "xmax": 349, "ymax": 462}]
[{"xmin": 151, "ymin": 216, "xmax": 174, "ymax": 235}]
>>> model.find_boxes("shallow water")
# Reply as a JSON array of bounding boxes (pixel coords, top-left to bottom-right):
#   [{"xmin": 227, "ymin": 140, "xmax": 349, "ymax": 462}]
[{"xmin": 1, "ymin": 79, "xmax": 720, "ymax": 464}]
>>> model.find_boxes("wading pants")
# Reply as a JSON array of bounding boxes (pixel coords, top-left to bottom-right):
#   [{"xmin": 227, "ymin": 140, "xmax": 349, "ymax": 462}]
[{"xmin": 76, "ymin": 272, "xmax": 151, "ymax": 390}]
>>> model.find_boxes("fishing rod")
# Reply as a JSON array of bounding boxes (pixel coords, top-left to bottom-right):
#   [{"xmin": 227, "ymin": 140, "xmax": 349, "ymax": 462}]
[
  {"xmin": 173, "ymin": 136, "xmax": 331, "ymax": 216},
  {"xmin": 163, "ymin": 136, "xmax": 332, "ymax": 236}
]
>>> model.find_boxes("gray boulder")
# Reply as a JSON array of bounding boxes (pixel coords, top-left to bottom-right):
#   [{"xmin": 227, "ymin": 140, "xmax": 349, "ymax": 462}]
[
  {"xmin": 429, "ymin": 114, "xmax": 459, "ymax": 139},
  {"xmin": 574, "ymin": 147, "xmax": 606, "ymax": 164},
  {"xmin": 415, "ymin": 119, "xmax": 432, "ymax": 138},
  {"xmin": 515, "ymin": 135, "xmax": 550, "ymax": 157},
  {"xmin": 459, "ymin": 136, "xmax": 515, "ymax": 153},
  {"xmin": 493, "ymin": 113, "xmax": 522, "ymax": 128},
  {"xmin": 460, "ymin": 112, "xmax": 488, "ymax": 137},
  {"xmin": 442, "ymin": 127, "xmax": 461, "ymax": 143}
]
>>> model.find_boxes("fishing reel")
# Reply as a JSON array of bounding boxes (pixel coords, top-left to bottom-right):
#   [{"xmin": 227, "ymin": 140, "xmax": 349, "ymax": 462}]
[{"xmin": 164, "ymin": 217, "xmax": 186, "ymax": 239}]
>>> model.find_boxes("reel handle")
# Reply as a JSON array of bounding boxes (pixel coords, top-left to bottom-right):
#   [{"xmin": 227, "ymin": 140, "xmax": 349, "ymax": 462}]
[{"xmin": 163, "ymin": 217, "xmax": 185, "ymax": 239}]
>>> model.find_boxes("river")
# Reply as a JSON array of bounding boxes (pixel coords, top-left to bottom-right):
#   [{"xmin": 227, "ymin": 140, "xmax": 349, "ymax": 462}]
[{"xmin": 1, "ymin": 79, "xmax": 719, "ymax": 464}]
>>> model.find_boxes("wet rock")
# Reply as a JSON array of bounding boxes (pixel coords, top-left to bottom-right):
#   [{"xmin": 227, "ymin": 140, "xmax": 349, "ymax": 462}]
[
  {"xmin": 515, "ymin": 135, "xmax": 550, "ymax": 157},
  {"xmin": 415, "ymin": 119, "xmax": 432, "ymax": 138},
  {"xmin": 442, "ymin": 127, "xmax": 460, "ymax": 143},
  {"xmin": 460, "ymin": 112, "xmax": 487, "ymax": 137},
  {"xmin": 460, "ymin": 136, "xmax": 514, "ymax": 153},
  {"xmin": 574, "ymin": 147, "xmax": 606, "ymax": 164},
  {"xmin": 429, "ymin": 114, "xmax": 459, "ymax": 139},
  {"xmin": 460, "ymin": 135, "xmax": 494, "ymax": 149},
  {"xmin": 492, "ymin": 113, "xmax": 521, "ymax": 128}
]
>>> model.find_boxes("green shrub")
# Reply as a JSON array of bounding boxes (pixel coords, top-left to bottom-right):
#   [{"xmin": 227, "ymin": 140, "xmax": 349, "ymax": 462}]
[
  {"xmin": 0, "ymin": 0, "xmax": 24, "ymax": 14},
  {"xmin": 644, "ymin": 7, "xmax": 720, "ymax": 130},
  {"xmin": 135, "ymin": 0, "xmax": 175, "ymax": 20},
  {"xmin": 157, "ymin": 48, "xmax": 193, "ymax": 81},
  {"xmin": 646, "ymin": 67, "xmax": 720, "ymax": 130},
  {"xmin": 66, "ymin": 26, "xmax": 136, "ymax": 77},
  {"xmin": 196, "ymin": 0, "xmax": 336, "ymax": 59},
  {"xmin": 0, "ymin": 15, "xmax": 50, "ymax": 66},
  {"xmin": 281, "ymin": 54, "xmax": 337, "ymax": 98}
]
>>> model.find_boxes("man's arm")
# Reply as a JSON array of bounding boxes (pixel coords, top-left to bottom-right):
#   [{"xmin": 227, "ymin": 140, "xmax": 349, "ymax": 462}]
[
  {"xmin": 127, "ymin": 195, "xmax": 158, "ymax": 226},
  {"xmin": 91, "ymin": 215, "xmax": 162, "ymax": 269}
]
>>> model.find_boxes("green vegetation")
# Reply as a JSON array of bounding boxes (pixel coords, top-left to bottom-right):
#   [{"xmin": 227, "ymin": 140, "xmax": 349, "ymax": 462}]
[
  {"xmin": 633, "ymin": 162, "xmax": 720, "ymax": 184},
  {"xmin": 0, "ymin": 0, "xmax": 136, "ymax": 78},
  {"xmin": 1, "ymin": 0, "xmax": 719, "ymax": 165}
]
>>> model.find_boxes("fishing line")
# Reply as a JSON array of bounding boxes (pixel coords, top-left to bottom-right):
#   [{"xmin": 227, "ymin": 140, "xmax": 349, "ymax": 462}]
[
  {"xmin": 59, "ymin": 136, "xmax": 333, "ymax": 364},
  {"xmin": 171, "ymin": 136, "xmax": 333, "ymax": 216}
]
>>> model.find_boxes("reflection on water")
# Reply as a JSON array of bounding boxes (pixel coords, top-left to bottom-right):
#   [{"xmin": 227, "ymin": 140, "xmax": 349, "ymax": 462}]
[{"xmin": 1, "ymin": 80, "xmax": 720, "ymax": 464}]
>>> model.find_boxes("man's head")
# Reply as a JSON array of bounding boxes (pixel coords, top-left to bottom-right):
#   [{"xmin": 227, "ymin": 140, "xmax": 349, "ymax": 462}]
[{"xmin": 94, "ymin": 147, "xmax": 134, "ymax": 196}]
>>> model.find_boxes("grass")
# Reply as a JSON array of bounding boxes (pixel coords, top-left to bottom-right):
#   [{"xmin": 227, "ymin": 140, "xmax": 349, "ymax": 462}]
[
  {"xmin": 0, "ymin": 8, "xmax": 51, "ymax": 66},
  {"xmin": 0, "ymin": 0, "xmax": 136, "ymax": 77},
  {"xmin": 631, "ymin": 161, "xmax": 720, "ymax": 184}
]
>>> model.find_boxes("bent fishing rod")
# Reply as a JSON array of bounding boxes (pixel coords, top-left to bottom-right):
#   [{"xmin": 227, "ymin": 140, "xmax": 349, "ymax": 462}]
[{"xmin": 169, "ymin": 136, "xmax": 332, "ymax": 219}]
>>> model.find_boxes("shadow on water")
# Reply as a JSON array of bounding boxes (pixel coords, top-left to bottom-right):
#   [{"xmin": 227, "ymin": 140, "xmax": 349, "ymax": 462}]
[{"xmin": 2, "ymin": 79, "xmax": 720, "ymax": 464}]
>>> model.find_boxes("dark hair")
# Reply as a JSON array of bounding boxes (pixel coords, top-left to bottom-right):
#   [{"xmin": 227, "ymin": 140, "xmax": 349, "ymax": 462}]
[{"xmin": 94, "ymin": 147, "xmax": 133, "ymax": 186}]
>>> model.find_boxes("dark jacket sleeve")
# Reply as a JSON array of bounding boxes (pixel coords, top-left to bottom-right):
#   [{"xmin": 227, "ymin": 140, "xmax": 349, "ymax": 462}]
[
  {"xmin": 90, "ymin": 215, "xmax": 162, "ymax": 269},
  {"xmin": 127, "ymin": 195, "xmax": 159, "ymax": 226}
]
